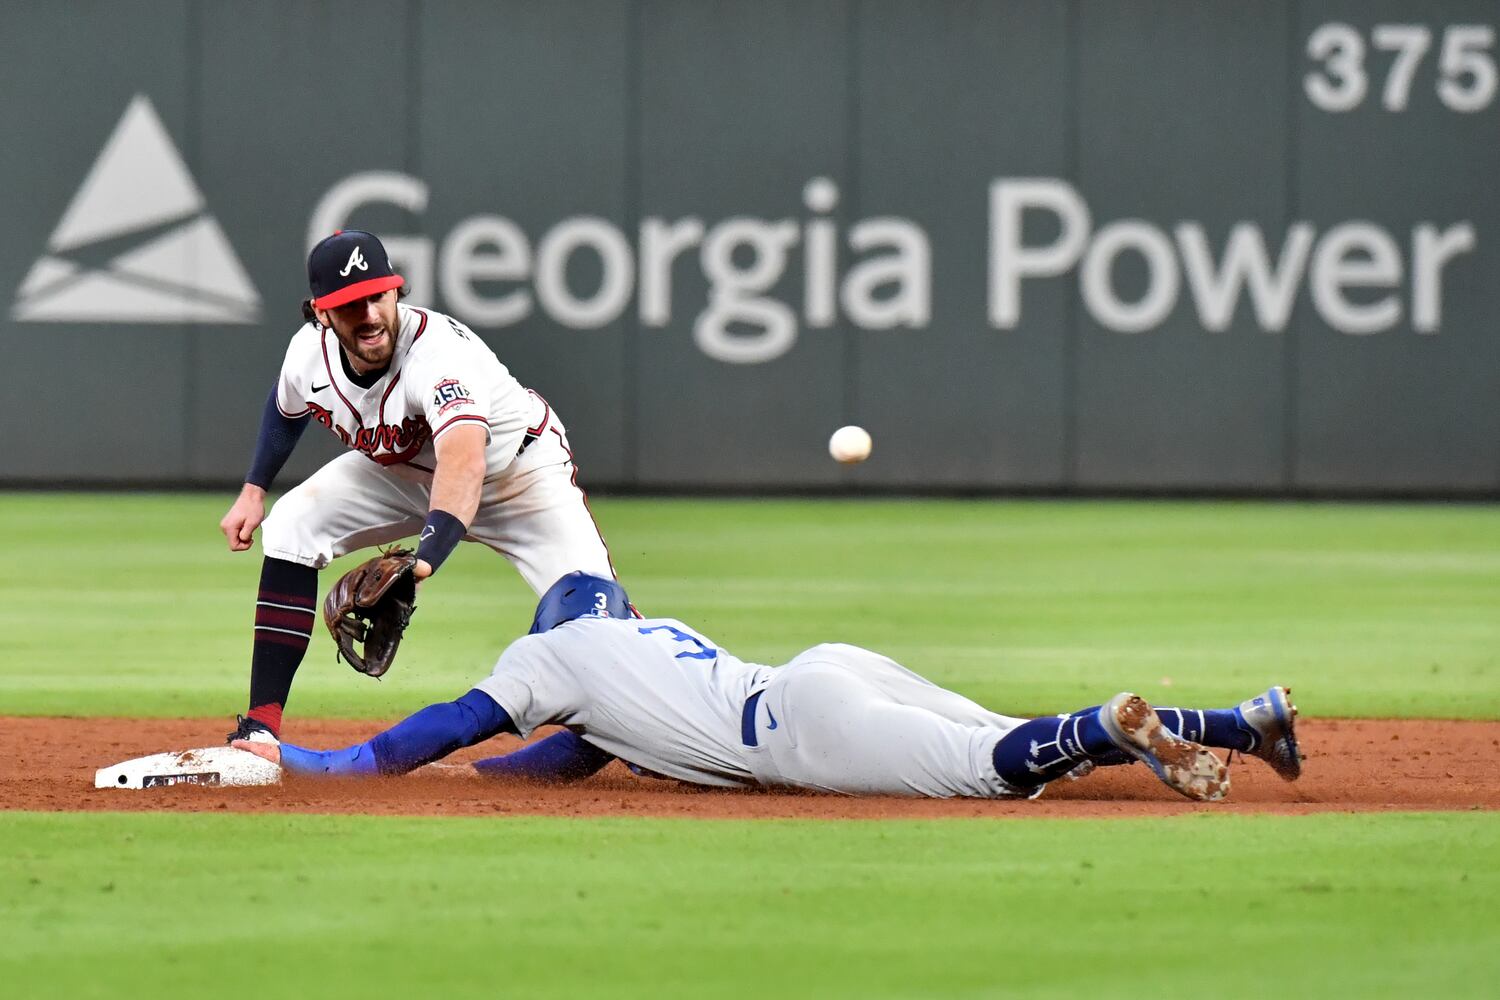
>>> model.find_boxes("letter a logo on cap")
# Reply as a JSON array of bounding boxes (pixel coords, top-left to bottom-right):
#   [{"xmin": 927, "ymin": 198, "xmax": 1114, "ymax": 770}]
[
  {"xmin": 11, "ymin": 93, "xmax": 260, "ymax": 324},
  {"xmin": 339, "ymin": 246, "xmax": 368, "ymax": 277}
]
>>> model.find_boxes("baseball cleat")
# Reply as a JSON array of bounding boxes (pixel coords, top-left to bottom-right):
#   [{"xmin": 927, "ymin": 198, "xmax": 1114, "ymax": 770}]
[
  {"xmin": 1234, "ymin": 686, "xmax": 1302, "ymax": 781},
  {"xmin": 226, "ymin": 714, "xmax": 279, "ymax": 747},
  {"xmin": 1098, "ymin": 693, "xmax": 1229, "ymax": 802}
]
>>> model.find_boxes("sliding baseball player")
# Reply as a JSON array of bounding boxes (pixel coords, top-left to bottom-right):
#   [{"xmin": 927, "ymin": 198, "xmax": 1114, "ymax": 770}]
[{"xmin": 234, "ymin": 573, "xmax": 1302, "ymax": 801}]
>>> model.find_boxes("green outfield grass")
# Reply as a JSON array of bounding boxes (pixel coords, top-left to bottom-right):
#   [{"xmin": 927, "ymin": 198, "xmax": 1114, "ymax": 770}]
[
  {"xmin": 0, "ymin": 493, "xmax": 1496, "ymax": 719},
  {"xmin": 4, "ymin": 492, "xmax": 1498, "ymax": 998},
  {"xmin": 3, "ymin": 810, "xmax": 1496, "ymax": 999}
]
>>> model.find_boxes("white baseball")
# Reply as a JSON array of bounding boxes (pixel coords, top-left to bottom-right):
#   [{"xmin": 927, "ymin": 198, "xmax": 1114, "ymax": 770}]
[{"xmin": 828, "ymin": 425, "xmax": 872, "ymax": 464}]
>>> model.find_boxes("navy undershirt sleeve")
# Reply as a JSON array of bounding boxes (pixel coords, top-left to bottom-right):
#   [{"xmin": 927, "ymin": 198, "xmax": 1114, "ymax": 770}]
[
  {"xmin": 472, "ymin": 730, "xmax": 616, "ymax": 783},
  {"xmin": 245, "ymin": 386, "xmax": 310, "ymax": 491}
]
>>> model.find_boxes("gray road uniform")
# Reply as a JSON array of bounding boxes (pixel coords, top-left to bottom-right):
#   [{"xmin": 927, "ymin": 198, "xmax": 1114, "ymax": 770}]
[{"xmin": 473, "ymin": 616, "xmax": 1028, "ymax": 798}]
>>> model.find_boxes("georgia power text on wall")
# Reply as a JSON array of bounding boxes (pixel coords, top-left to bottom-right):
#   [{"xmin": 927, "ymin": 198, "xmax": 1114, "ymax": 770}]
[{"xmin": 1, "ymin": 2, "xmax": 1495, "ymax": 492}]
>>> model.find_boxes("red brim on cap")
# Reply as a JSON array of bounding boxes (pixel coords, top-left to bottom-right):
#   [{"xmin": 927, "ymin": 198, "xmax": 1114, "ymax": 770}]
[{"xmin": 312, "ymin": 274, "xmax": 405, "ymax": 310}]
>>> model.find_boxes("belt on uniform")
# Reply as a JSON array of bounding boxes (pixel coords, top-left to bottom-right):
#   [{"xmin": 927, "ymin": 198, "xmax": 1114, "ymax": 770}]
[
  {"xmin": 741, "ymin": 689, "xmax": 766, "ymax": 747},
  {"xmin": 515, "ymin": 428, "xmax": 539, "ymax": 457}
]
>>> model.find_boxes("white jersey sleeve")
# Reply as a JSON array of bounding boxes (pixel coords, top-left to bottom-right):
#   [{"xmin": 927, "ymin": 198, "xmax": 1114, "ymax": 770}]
[
  {"xmin": 402, "ymin": 313, "xmax": 533, "ymax": 467},
  {"xmin": 404, "ymin": 321, "xmax": 492, "ymax": 444},
  {"xmin": 274, "ymin": 324, "xmax": 323, "ymax": 417}
]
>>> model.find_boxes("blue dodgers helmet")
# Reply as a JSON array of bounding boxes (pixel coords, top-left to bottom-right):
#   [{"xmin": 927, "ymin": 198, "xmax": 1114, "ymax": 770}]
[{"xmin": 529, "ymin": 572, "xmax": 632, "ymax": 634}]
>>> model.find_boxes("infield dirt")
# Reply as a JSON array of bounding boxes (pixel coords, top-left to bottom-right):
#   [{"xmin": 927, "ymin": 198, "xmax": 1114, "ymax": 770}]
[{"xmin": 3, "ymin": 716, "xmax": 1496, "ymax": 819}]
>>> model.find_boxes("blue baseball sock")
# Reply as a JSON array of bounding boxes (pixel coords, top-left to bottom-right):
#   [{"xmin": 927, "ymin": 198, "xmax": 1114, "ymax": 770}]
[
  {"xmin": 1072, "ymin": 705, "xmax": 1252, "ymax": 756},
  {"xmin": 1154, "ymin": 707, "xmax": 1255, "ymax": 752},
  {"xmin": 1070, "ymin": 704, "xmax": 1256, "ymax": 765},
  {"xmin": 990, "ymin": 712, "xmax": 1118, "ymax": 789},
  {"xmin": 996, "ymin": 701, "xmax": 1266, "ymax": 785},
  {"xmin": 992, "ymin": 703, "xmax": 1258, "ymax": 788}
]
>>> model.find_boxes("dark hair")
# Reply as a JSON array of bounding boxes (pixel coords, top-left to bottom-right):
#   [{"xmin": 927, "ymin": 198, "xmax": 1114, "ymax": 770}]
[{"xmin": 301, "ymin": 284, "xmax": 408, "ymax": 325}]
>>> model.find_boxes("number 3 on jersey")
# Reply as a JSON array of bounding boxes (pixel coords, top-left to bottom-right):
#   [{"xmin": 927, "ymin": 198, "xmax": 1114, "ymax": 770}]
[{"xmin": 638, "ymin": 625, "xmax": 718, "ymax": 660}]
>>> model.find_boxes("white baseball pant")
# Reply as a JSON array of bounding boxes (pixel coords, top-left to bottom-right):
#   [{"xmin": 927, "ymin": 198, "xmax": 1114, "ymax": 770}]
[
  {"xmin": 260, "ymin": 416, "xmax": 615, "ymax": 594},
  {"xmin": 742, "ymin": 644, "xmax": 1030, "ymax": 798}
]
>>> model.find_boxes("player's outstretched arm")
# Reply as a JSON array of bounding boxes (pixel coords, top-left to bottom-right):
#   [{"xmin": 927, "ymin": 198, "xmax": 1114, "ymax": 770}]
[
  {"xmin": 472, "ymin": 730, "xmax": 615, "ymax": 783},
  {"xmin": 233, "ymin": 688, "xmax": 514, "ymax": 777}
]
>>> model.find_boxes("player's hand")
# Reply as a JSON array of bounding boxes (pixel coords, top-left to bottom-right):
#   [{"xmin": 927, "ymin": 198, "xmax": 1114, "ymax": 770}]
[
  {"xmin": 414, "ymin": 558, "xmax": 433, "ymax": 593},
  {"xmin": 231, "ymin": 739, "xmax": 281, "ymax": 765},
  {"xmin": 220, "ymin": 484, "xmax": 267, "ymax": 552}
]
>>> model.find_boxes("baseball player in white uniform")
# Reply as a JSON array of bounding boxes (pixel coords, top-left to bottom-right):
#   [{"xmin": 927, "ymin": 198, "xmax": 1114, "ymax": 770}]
[
  {"xmin": 234, "ymin": 573, "xmax": 1303, "ymax": 801},
  {"xmin": 219, "ymin": 231, "xmax": 618, "ymax": 744}
]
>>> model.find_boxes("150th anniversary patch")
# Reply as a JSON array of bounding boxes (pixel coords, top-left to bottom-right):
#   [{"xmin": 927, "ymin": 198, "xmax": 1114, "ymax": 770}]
[{"xmin": 433, "ymin": 379, "xmax": 474, "ymax": 414}]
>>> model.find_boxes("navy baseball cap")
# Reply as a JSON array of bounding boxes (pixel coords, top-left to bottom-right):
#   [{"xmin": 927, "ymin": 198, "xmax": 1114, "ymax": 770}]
[
  {"xmin": 529, "ymin": 572, "xmax": 632, "ymax": 634},
  {"xmin": 308, "ymin": 230, "xmax": 404, "ymax": 309}
]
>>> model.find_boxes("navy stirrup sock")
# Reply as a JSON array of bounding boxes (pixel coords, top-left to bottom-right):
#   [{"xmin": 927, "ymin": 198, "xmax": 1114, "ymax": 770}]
[
  {"xmin": 247, "ymin": 557, "xmax": 319, "ymax": 736},
  {"xmin": 1153, "ymin": 707, "xmax": 1255, "ymax": 752},
  {"xmin": 991, "ymin": 712, "xmax": 1119, "ymax": 789},
  {"xmin": 992, "ymin": 704, "xmax": 1258, "ymax": 788},
  {"xmin": 1066, "ymin": 704, "xmax": 1256, "ymax": 754}
]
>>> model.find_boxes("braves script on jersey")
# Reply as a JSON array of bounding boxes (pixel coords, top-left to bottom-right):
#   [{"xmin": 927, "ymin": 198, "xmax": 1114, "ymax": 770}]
[{"xmin": 275, "ymin": 303, "xmax": 545, "ymax": 476}]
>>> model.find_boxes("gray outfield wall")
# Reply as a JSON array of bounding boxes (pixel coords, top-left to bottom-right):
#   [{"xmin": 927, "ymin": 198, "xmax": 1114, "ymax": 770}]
[{"xmin": 2, "ymin": 0, "xmax": 1496, "ymax": 493}]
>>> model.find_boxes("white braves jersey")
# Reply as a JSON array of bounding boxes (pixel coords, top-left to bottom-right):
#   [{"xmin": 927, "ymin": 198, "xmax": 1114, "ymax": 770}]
[
  {"xmin": 474, "ymin": 617, "xmax": 773, "ymax": 787},
  {"xmin": 275, "ymin": 303, "xmax": 546, "ymax": 476}
]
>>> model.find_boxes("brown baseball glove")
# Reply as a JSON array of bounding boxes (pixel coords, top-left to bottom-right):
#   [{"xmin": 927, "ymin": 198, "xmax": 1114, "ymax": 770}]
[{"xmin": 323, "ymin": 547, "xmax": 418, "ymax": 678}]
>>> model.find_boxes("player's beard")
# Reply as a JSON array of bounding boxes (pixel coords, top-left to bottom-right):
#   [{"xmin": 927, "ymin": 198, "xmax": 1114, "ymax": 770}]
[{"xmin": 339, "ymin": 316, "xmax": 397, "ymax": 371}]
